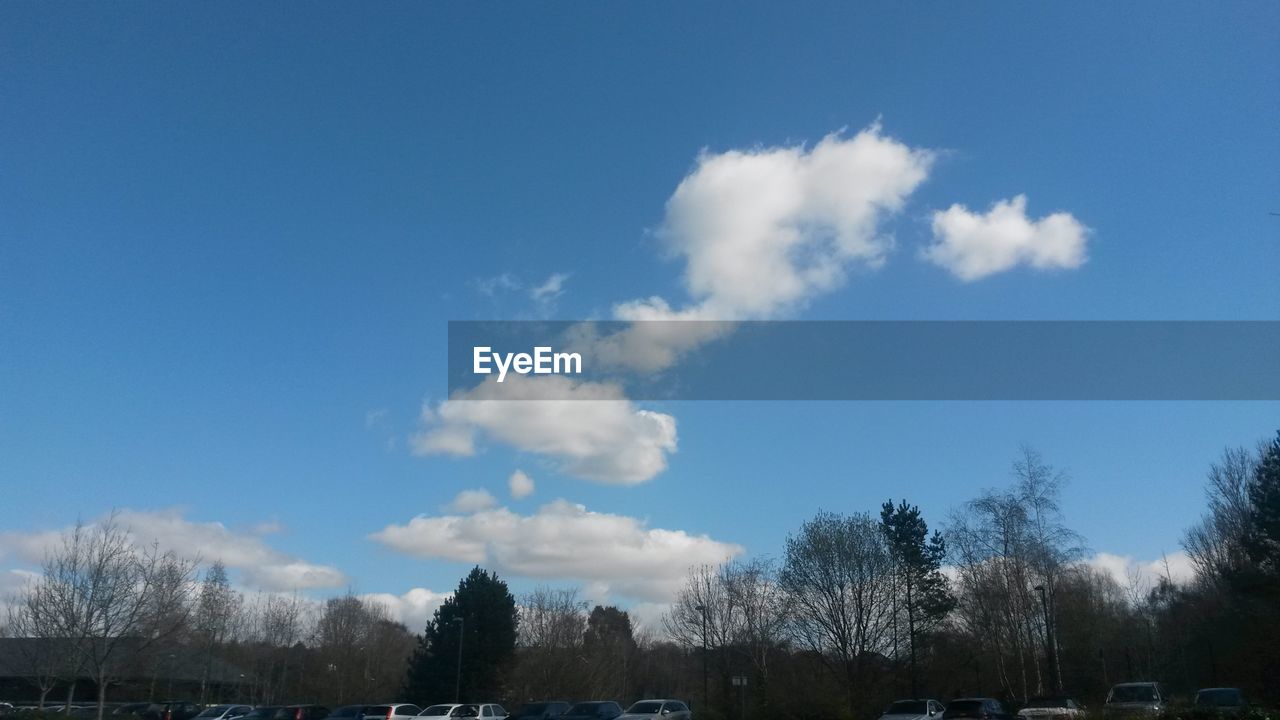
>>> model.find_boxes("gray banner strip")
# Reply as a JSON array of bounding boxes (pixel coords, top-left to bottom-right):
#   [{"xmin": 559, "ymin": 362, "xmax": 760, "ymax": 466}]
[{"xmin": 447, "ymin": 321, "xmax": 1280, "ymax": 400}]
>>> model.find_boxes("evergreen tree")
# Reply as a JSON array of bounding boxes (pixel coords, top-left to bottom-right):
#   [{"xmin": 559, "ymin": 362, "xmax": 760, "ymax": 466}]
[
  {"xmin": 404, "ymin": 567, "xmax": 518, "ymax": 703},
  {"xmin": 1244, "ymin": 430, "xmax": 1280, "ymax": 579},
  {"xmin": 880, "ymin": 499, "xmax": 955, "ymax": 698}
]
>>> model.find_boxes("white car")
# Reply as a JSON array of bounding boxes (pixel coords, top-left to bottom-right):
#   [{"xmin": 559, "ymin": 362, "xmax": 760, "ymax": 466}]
[
  {"xmin": 1018, "ymin": 698, "xmax": 1085, "ymax": 720},
  {"xmin": 364, "ymin": 707, "xmax": 422, "ymax": 720},
  {"xmin": 880, "ymin": 700, "xmax": 945, "ymax": 720},
  {"xmin": 448, "ymin": 706, "xmax": 508, "ymax": 720},
  {"xmin": 418, "ymin": 709, "xmax": 462, "ymax": 720}
]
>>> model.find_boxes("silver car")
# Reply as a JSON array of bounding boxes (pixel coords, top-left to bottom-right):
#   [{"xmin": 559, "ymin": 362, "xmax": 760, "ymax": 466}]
[
  {"xmin": 618, "ymin": 701, "xmax": 691, "ymax": 720},
  {"xmin": 1104, "ymin": 683, "xmax": 1165, "ymax": 717},
  {"xmin": 881, "ymin": 700, "xmax": 944, "ymax": 720}
]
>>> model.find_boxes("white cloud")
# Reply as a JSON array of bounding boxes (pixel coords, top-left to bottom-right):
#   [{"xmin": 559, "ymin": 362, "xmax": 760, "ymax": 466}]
[
  {"xmin": 531, "ymin": 273, "xmax": 570, "ymax": 303},
  {"xmin": 638, "ymin": 124, "xmax": 932, "ymax": 320},
  {"xmin": 446, "ymin": 489, "xmax": 499, "ymax": 514},
  {"xmin": 412, "ymin": 374, "xmax": 677, "ymax": 485},
  {"xmin": 585, "ymin": 124, "xmax": 931, "ymax": 373},
  {"xmin": 924, "ymin": 194, "xmax": 1089, "ymax": 281},
  {"xmin": 370, "ymin": 499, "xmax": 743, "ymax": 603},
  {"xmin": 472, "ymin": 273, "xmax": 521, "ymax": 298},
  {"xmin": 360, "ymin": 587, "xmax": 451, "ymax": 631},
  {"xmin": 1085, "ymin": 551, "xmax": 1195, "ymax": 589},
  {"xmin": 0, "ymin": 509, "xmax": 347, "ymax": 592},
  {"xmin": 508, "ymin": 469, "xmax": 535, "ymax": 500}
]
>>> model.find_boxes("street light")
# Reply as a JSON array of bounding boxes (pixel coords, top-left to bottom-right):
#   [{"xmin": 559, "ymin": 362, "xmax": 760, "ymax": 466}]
[
  {"xmin": 694, "ymin": 604, "xmax": 708, "ymax": 715},
  {"xmin": 452, "ymin": 617, "xmax": 465, "ymax": 703},
  {"xmin": 1033, "ymin": 585, "xmax": 1061, "ymax": 692}
]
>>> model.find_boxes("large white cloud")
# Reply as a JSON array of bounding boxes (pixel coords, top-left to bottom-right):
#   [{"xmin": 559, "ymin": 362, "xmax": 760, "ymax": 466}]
[
  {"xmin": 370, "ymin": 500, "xmax": 743, "ymax": 603},
  {"xmin": 584, "ymin": 124, "xmax": 932, "ymax": 373},
  {"xmin": 412, "ymin": 375, "xmax": 677, "ymax": 485},
  {"xmin": 1086, "ymin": 550, "xmax": 1195, "ymax": 589},
  {"xmin": 924, "ymin": 194, "xmax": 1089, "ymax": 281},
  {"xmin": 645, "ymin": 124, "xmax": 933, "ymax": 319},
  {"xmin": 0, "ymin": 509, "xmax": 347, "ymax": 592}
]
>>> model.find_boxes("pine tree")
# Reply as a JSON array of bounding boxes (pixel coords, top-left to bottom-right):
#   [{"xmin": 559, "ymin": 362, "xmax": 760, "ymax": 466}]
[
  {"xmin": 404, "ymin": 567, "xmax": 518, "ymax": 704},
  {"xmin": 881, "ymin": 499, "xmax": 956, "ymax": 699}
]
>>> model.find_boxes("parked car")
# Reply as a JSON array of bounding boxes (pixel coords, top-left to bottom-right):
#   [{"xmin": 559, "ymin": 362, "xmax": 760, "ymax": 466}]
[
  {"xmin": 944, "ymin": 699, "xmax": 1013, "ymax": 720},
  {"xmin": 1018, "ymin": 697, "xmax": 1086, "ymax": 720},
  {"xmin": 417, "ymin": 708, "xmax": 461, "ymax": 719},
  {"xmin": 619, "ymin": 701, "xmax": 691, "ymax": 720},
  {"xmin": 1195, "ymin": 689, "xmax": 1247, "ymax": 716},
  {"xmin": 881, "ymin": 700, "xmax": 945, "ymax": 720},
  {"xmin": 512, "ymin": 704, "xmax": 571, "ymax": 720},
  {"xmin": 139, "ymin": 701, "xmax": 204, "ymax": 720},
  {"xmin": 325, "ymin": 708, "xmax": 369, "ymax": 720},
  {"xmin": 283, "ymin": 707, "xmax": 332, "ymax": 720},
  {"xmin": 116, "ymin": 705, "xmax": 154, "ymax": 718},
  {"xmin": 448, "ymin": 706, "xmax": 507, "ymax": 720},
  {"xmin": 195, "ymin": 706, "xmax": 253, "ymax": 720},
  {"xmin": 239, "ymin": 708, "xmax": 285, "ymax": 720},
  {"xmin": 364, "ymin": 706, "xmax": 421, "ymax": 720},
  {"xmin": 560, "ymin": 703, "xmax": 623, "ymax": 720},
  {"xmin": 1104, "ymin": 683, "xmax": 1166, "ymax": 717}
]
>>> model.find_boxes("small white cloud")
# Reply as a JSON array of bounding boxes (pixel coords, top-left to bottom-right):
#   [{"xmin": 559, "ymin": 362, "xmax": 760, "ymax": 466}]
[
  {"xmin": 531, "ymin": 273, "xmax": 570, "ymax": 303},
  {"xmin": 370, "ymin": 499, "xmax": 743, "ymax": 603},
  {"xmin": 445, "ymin": 489, "xmax": 499, "ymax": 514},
  {"xmin": 411, "ymin": 375, "xmax": 677, "ymax": 485},
  {"xmin": 360, "ymin": 587, "xmax": 451, "ymax": 631},
  {"xmin": 508, "ymin": 469, "xmax": 535, "ymax": 500},
  {"xmin": 924, "ymin": 194, "xmax": 1089, "ymax": 281}
]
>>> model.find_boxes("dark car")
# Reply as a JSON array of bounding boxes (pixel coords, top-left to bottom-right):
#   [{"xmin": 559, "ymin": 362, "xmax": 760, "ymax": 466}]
[
  {"xmin": 513, "ymin": 705, "xmax": 571, "ymax": 720},
  {"xmin": 560, "ymin": 704, "xmax": 623, "ymax": 720},
  {"xmin": 195, "ymin": 706, "xmax": 253, "ymax": 720},
  {"xmin": 945, "ymin": 700, "xmax": 1013, "ymax": 720},
  {"xmin": 138, "ymin": 702, "xmax": 203, "ymax": 720},
  {"xmin": 324, "ymin": 708, "xmax": 369, "ymax": 720},
  {"xmin": 115, "ymin": 706, "xmax": 153, "ymax": 718},
  {"xmin": 241, "ymin": 708, "xmax": 286, "ymax": 720},
  {"xmin": 282, "ymin": 707, "xmax": 331, "ymax": 720},
  {"xmin": 1195, "ymin": 689, "xmax": 1247, "ymax": 716}
]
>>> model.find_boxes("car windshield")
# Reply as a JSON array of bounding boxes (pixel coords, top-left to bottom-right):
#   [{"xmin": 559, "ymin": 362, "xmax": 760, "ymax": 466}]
[
  {"xmin": 198, "ymin": 708, "xmax": 235, "ymax": 719},
  {"xmin": 368, "ymin": 710, "xmax": 392, "ymax": 717},
  {"xmin": 1024, "ymin": 699, "xmax": 1072, "ymax": 709},
  {"xmin": 887, "ymin": 703, "xmax": 928, "ymax": 715},
  {"xmin": 626, "ymin": 705, "xmax": 662, "ymax": 715},
  {"xmin": 451, "ymin": 708, "xmax": 479, "ymax": 718},
  {"xmin": 566, "ymin": 706, "xmax": 602, "ymax": 716},
  {"xmin": 1196, "ymin": 691, "xmax": 1242, "ymax": 707},
  {"xmin": 244, "ymin": 710, "xmax": 283, "ymax": 720},
  {"xmin": 1109, "ymin": 687, "xmax": 1156, "ymax": 703},
  {"xmin": 946, "ymin": 702, "xmax": 983, "ymax": 716}
]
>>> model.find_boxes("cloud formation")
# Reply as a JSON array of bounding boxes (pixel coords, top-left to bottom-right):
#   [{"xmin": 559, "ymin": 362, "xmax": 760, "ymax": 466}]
[
  {"xmin": 508, "ymin": 469, "xmax": 535, "ymax": 500},
  {"xmin": 924, "ymin": 194, "xmax": 1089, "ymax": 281},
  {"xmin": 370, "ymin": 499, "xmax": 743, "ymax": 602},
  {"xmin": 445, "ymin": 489, "xmax": 500, "ymax": 514},
  {"xmin": 1086, "ymin": 550, "xmax": 1195, "ymax": 589},
  {"xmin": 360, "ymin": 587, "xmax": 451, "ymax": 631},
  {"xmin": 628, "ymin": 124, "xmax": 933, "ymax": 321},
  {"xmin": 412, "ymin": 375, "xmax": 677, "ymax": 485},
  {"xmin": 0, "ymin": 509, "xmax": 347, "ymax": 592}
]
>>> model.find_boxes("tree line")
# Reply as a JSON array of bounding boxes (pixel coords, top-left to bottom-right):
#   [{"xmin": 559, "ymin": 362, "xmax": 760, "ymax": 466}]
[{"xmin": 5, "ymin": 431, "xmax": 1279, "ymax": 720}]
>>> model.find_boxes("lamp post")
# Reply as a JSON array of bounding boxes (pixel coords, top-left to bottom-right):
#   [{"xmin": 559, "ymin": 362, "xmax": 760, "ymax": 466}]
[
  {"xmin": 1033, "ymin": 585, "xmax": 1061, "ymax": 692},
  {"xmin": 694, "ymin": 604, "xmax": 708, "ymax": 715},
  {"xmin": 453, "ymin": 617, "xmax": 465, "ymax": 703}
]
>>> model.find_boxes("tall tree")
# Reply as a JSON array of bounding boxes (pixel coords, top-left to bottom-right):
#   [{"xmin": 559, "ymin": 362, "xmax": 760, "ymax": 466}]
[
  {"xmin": 881, "ymin": 499, "xmax": 955, "ymax": 698},
  {"xmin": 779, "ymin": 511, "xmax": 893, "ymax": 716},
  {"xmin": 404, "ymin": 567, "xmax": 518, "ymax": 703},
  {"xmin": 1244, "ymin": 430, "xmax": 1280, "ymax": 580},
  {"xmin": 194, "ymin": 561, "xmax": 238, "ymax": 704}
]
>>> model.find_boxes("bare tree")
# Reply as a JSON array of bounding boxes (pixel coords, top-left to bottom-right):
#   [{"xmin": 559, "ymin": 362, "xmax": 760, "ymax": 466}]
[
  {"xmin": 1184, "ymin": 446, "xmax": 1257, "ymax": 585},
  {"xmin": 194, "ymin": 561, "xmax": 240, "ymax": 704},
  {"xmin": 779, "ymin": 511, "xmax": 893, "ymax": 714},
  {"xmin": 514, "ymin": 586, "xmax": 587, "ymax": 700}
]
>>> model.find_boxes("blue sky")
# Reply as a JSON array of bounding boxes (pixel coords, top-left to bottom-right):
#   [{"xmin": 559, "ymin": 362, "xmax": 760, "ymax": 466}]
[{"xmin": 2, "ymin": 2, "xmax": 1278, "ymax": 628}]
